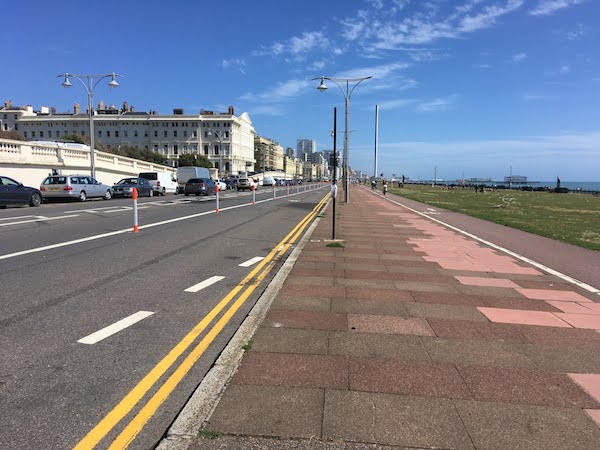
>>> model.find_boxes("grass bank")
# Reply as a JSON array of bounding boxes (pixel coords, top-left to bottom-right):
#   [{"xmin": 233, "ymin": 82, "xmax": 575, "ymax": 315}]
[{"xmin": 388, "ymin": 184, "xmax": 600, "ymax": 252}]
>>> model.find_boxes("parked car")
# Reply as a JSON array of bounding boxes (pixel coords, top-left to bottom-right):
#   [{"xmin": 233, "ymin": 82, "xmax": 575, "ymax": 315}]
[
  {"xmin": 138, "ymin": 171, "xmax": 178, "ymax": 196},
  {"xmin": 0, "ymin": 176, "xmax": 43, "ymax": 208},
  {"xmin": 176, "ymin": 167, "xmax": 211, "ymax": 194},
  {"xmin": 225, "ymin": 178, "xmax": 238, "ymax": 190},
  {"xmin": 40, "ymin": 174, "xmax": 113, "ymax": 202},
  {"xmin": 111, "ymin": 177, "xmax": 154, "ymax": 198},
  {"xmin": 237, "ymin": 177, "xmax": 257, "ymax": 191},
  {"xmin": 214, "ymin": 179, "xmax": 227, "ymax": 191},
  {"xmin": 184, "ymin": 178, "xmax": 216, "ymax": 196}
]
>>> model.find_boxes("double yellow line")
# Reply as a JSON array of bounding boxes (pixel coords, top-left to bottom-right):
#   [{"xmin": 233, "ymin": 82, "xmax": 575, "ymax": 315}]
[{"xmin": 74, "ymin": 193, "xmax": 330, "ymax": 449}]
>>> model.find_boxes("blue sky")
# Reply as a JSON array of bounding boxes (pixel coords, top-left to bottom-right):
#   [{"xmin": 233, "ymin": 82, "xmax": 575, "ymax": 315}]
[{"xmin": 3, "ymin": 0, "xmax": 599, "ymax": 181}]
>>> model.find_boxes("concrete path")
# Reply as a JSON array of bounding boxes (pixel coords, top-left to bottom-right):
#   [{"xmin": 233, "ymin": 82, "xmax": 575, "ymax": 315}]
[{"xmin": 162, "ymin": 185, "xmax": 600, "ymax": 450}]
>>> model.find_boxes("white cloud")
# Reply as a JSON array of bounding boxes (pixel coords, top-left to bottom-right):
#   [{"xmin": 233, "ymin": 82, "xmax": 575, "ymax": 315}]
[
  {"xmin": 530, "ymin": 0, "xmax": 585, "ymax": 16},
  {"xmin": 239, "ymin": 79, "xmax": 311, "ymax": 103},
  {"xmin": 377, "ymin": 98, "xmax": 417, "ymax": 109},
  {"xmin": 221, "ymin": 58, "xmax": 246, "ymax": 74},
  {"xmin": 559, "ymin": 64, "xmax": 570, "ymax": 74},
  {"xmin": 512, "ymin": 52, "xmax": 527, "ymax": 62},
  {"xmin": 254, "ymin": 31, "xmax": 328, "ymax": 57},
  {"xmin": 416, "ymin": 94, "xmax": 459, "ymax": 113},
  {"xmin": 563, "ymin": 23, "xmax": 587, "ymax": 40},
  {"xmin": 473, "ymin": 63, "xmax": 492, "ymax": 69}
]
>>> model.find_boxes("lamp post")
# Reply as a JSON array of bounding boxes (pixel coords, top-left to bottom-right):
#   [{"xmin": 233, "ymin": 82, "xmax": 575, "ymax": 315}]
[
  {"xmin": 207, "ymin": 129, "xmax": 228, "ymax": 178},
  {"xmin": 313, "ymin": 75, "xmax": 372, "ymax": 203},
  {"xmin": 58, "ymin": 72, "xmax": 122, "ymax": 179}
]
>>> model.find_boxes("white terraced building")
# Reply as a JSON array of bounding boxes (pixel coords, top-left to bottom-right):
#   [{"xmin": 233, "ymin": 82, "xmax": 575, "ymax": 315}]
[{"xmin": 1, "ymin": 101, "xmax": 256, "ymax": 175}]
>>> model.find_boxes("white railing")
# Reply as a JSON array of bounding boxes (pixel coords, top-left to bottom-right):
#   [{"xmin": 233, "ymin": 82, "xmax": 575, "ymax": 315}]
[{"xmin": 0, "ymin": 138, "xmax": 175, "ymax": 186}]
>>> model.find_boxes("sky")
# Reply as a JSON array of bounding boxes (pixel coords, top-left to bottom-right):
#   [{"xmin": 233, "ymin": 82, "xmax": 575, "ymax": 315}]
[{"xmin": 3, "ymin": 0, "xmax": 599, "ymax": 181}]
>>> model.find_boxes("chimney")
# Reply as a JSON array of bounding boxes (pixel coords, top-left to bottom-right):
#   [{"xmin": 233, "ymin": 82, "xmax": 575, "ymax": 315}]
[
  {"xmin": 122, "ymin": 101, "xmax": 128, "ymax": 112},
  {"xmin": 4, "ymin": 100, "xmax": 12, "ymax": 108},
  {"xmin": 228, "ymin": 105, "xmax": 234, "ymax": 115},
  {"xmin": 50, "ymin": 106, "xmax": 56, "ymax": 114},
  {"xmin": 130, "ymin": 105, "xmax": 135, "ymax": 112},
  {"xmin": 74, "ymin": 103, "xmax": 81, "ymax": 115},
  {"xmin": 98, "ymin": 100, "xmax": 105, "ymax": 110}
]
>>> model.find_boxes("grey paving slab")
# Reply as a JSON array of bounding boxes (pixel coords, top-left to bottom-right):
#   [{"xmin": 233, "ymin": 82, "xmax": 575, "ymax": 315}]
[
  {"xmin": 323, "ymin": 390, "xmax": 475, "ymax": 449},
  {"xmin": 271, "ymin": 296, "xmax": 332, "ymax": 312},
  {"xmin": 330, "ymin": 298, "xmax": 409, "ymax": 317},
  {"xmin": 405, "ymin": 302, "xmax": 489, "ymax": 322},
  {"xmin": 250, "ymin": 328, "xmax": 330, "ymax": 355},
  {"xmin": 262, "ymin": 310, "xmax": 347, "ymax": 332},
  {"xmin": 454, "ymin": 399, "xmax": 600, "ymax": 450},
  {"xmin": 328, "ymin": 331, "xmax": 431, "ymax": 361},
  {"xmin": 206, "ymin": 385, "xmax": 324, "ymax": 439},
  {"xmin": 348, "ymin": 314, "xmax": 435, "ymax": 336}
]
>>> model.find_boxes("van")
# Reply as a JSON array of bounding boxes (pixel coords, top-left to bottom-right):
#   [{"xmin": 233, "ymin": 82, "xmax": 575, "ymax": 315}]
[
  {"xmin": 138, "ymin": 171, "xmax": 178, "ymax": 196},
  {"xmin": 262, "ymin": 176, "xmax": 275, "ymax": 186},
  {"xmin": 176, "ymin": 167, "xmax": 211, "ymax": 194}
]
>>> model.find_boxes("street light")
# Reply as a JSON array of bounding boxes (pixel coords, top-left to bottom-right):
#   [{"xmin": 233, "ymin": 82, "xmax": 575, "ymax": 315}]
[
  {"xmin": 313, "ymin": 74, "xmax": 372, "ymax": 203},
  {"xmin": 59, "ymin": 72, "xmax": 123, "ymax": 179},
  {"xmin": 207, "ymin": 129, "xmax": 228, "ymax": 178}
]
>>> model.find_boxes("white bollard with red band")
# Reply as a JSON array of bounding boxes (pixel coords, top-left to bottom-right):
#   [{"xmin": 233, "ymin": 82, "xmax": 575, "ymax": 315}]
[
  {"xmin": 132, "ymin": 187, "xmax": 139, "ymax": 233},
  {"xmin": 273, "ymin": 182, "xmax": 276, "ymax": 199},
  {"xmin": 215, "ymin": 183, "xmax": 220, "ymax": 213},
  {"xmin": 252, "ymin": 184, "xmax": 256, "ymax": 205}
]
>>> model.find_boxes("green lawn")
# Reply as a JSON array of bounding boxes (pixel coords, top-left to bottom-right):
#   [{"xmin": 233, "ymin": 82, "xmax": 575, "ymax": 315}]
[{"xmin": 388, "ymin": 184, "xmax": 600, "ymax": 252}]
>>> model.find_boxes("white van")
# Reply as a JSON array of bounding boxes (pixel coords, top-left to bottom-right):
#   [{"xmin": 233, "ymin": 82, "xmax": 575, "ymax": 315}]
[
  {"xmin": 262, "ymin": 176, "xmax": 275, "ymax": 186},
  {"xmin": 138, "ymin": 172, "xmax": 178, "ymax": 196},
  {"xmin": 176, "ymin": 167, "xmax": 211, "ymax": 194}
]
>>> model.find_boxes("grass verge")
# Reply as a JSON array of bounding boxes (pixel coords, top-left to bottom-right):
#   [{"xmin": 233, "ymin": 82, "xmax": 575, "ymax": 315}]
[{"xmin": 389, "ymin": 184, "xmax": 600, "ymax": 252}]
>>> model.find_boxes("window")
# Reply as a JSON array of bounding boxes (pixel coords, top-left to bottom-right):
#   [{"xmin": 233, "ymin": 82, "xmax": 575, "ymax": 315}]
[
  {"xmin": 183, "ymin": 130, "xmax": 187, "ymax": 137},
  {"xmin": 124, "ymin": 131, "xmax": 127, "ymax": 137},
  {"xmin": 174, "ymin": 131, "xmax": 177, "ymax": 137},
  {"xmin": 98, "ymin": 130, "xmax": 102, "ymax": 137},
  {"xmin": 192, "ymin": 131, "xmax": 197, "ymax": 137},
  {"xmin": 173, "ymin": 145, "xmax": 178, "ymax": 155},
  {"xmin": 144, "ymin": 131, "xmax": 148, "ymax": 137},
  {"xmin": 163, "ymin": 144, "xmax": 168, "ymax": 154},
  {"xmin": 154, "ymin": 131, "xmax": 158, "ymax": 137},
  {"xmin": 214, "ymin": 145, "xmax": 219, "ymax": 156},
  {"xmin": 56, "ymin": 131, "xmax": 59, "ymax": 138},
  {"xmin": 204, "ymin": 131, "xmax": 209, "ymax": 137},
  {"xmin": 107, "ymin": 131, "xmax": 111, "ymax": 137},
  {"xmin": 23, "ymin": 132, "xmax": 27, "ymax": 138},
  {"xmin": 164, "ymin": 131, "xmax": 167, "ymax": 138},
  {"xmin": 40, "ymin": 131, "xmax": 44, "ymax": 137},
  {"xmin": 154, "ymin": 145, "xmax": 158, "ymax": 152},
  {"xmin": 203, "ymin": 145, "xmax": 209, "ymax": 155},
  {"xmin": 115, "ymin": 131, "xmax": 119, "ymax": 137},
  {"xmin": 134, "ymin": 130, "xmax": 138, "ymax": 137}
]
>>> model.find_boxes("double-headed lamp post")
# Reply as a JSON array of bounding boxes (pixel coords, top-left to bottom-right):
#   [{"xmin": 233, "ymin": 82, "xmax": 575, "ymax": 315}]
[
  {"xmin": 59, "ymin": 72, "xmax": 123, "ymax": 179},
  {"xmin": 313, "ymin": 75, "xmax": 372, "ymax": 203}
]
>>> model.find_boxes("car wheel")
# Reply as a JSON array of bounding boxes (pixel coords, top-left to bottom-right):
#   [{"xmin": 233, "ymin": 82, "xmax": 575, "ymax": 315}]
[
  {"xmin": 79, "ymin": 191, "xmax": 87, "ymax": 202},
  {"xmin": 103, "ymin": 190, "xmax": 112, "ymax": 200},
  {"xmin": 29, "ymin": 192, "xmax": 42, "ymax": 207},
  {"xmin": 161, "ymin": 188, "xmax": 166, "ymax": 196},
  {"xmin": 149, "ymin": 190, "xmax": 154, "ymax": 197}
]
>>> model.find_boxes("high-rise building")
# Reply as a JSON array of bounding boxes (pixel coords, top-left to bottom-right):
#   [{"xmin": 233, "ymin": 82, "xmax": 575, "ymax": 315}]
[{"xmin": 296, "ymin": 138, "xmax": 316, "ymax": 160}]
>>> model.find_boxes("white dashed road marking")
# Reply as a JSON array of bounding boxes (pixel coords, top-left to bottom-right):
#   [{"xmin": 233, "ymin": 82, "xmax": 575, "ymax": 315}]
[
  {"xmin": 77, "ymin": 311, "xmax": 155, "ymax": 345},
  {"xmin": 238, "ymin": 256, "xmax": 265, "ymax": 267},
  {"xmin": 184, "ymin": 276, "xmax": 225, "ymax": 293}
]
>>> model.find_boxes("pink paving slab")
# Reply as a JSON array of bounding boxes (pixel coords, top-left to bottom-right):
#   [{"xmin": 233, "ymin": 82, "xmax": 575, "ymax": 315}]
[
  {"xmin": 568, "ymin": 374, "xmax": 600, "ymax": 403},
  {"xmin": 546, "ymin": 301, "xmax": 600, "ymax": 315},
  {"xmin": 478, "ymin": 307, "xmax": 572, "ymax": 328},
  {"xmin": 455, "ymin": 276, "xmax": 520, "ymax": 288},
  {"xmin": 585, "ymin": 409, "xmax": 600, "ymax": 427},
  {"xmin": 582, "ymin": 303, "xmax": 600, "ymax": 313},
  {"xmin": 554, "ymin": 313, "xmax": 600, "ymax": 330},
  {"xmin": 516, "ymin": 288, "xmax": 593, "ymax": 303}
]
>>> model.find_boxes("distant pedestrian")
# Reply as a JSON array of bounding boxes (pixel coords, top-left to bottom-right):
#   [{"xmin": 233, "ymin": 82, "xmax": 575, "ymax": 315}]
[
  {"xmin": 382, "ymin": 180, "xmax": 388, "ymax": 195},
  {"xmin": 371, "ymin": 180, "xmax": 376, "ymax": 190}
]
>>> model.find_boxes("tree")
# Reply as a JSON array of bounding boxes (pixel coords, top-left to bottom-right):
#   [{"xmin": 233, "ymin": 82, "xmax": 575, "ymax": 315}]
[
  {"xmin": 177, "ymin": 153, "xmax": 212, "ymax": 168},
  {"xmin": 0, "ymin": 130, "xmax": 25, "ymax": 140}
]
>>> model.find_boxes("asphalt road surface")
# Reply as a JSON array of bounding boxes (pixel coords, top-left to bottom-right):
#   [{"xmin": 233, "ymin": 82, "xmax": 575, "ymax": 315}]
[{"xmin": 0, "ymin": 185, "xmax": 329, "ymax": 449}]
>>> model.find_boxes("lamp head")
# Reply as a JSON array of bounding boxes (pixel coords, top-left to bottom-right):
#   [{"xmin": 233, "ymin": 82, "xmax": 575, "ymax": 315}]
[
  {"xmin": 61, "ymin": 74, "xmax": 72, "ymax": 88},
  {"xmin": 317, "ymin": 76, "xmax": 327, "ymax": 92},
  {"xmin": 108, "ymin": 73, "xmax": 119, "ymax": 88}
]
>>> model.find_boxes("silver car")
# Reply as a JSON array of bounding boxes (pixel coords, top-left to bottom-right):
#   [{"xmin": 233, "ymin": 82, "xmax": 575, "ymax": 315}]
[{"xmin": 40, "ymin": 174, "xmax": 113, "ymax": 202}]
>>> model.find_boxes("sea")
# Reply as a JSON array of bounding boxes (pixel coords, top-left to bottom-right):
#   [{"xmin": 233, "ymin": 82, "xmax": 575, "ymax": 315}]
[{"xmin": 413, "ymin": 180, "xmax": 600, "ymax": 192}]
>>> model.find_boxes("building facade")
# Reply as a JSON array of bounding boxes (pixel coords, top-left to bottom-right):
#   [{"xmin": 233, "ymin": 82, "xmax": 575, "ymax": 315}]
[
  {"xmin": 254, "ymin": 135, "xmax": 284, "ymax": 173},
  {"xmin": 296, "ymin": 138, "xmax": 316, "ymax": 160},
  {"xmin": 1, "ymin": 102, "xmax": 256, "ymax": 175}
]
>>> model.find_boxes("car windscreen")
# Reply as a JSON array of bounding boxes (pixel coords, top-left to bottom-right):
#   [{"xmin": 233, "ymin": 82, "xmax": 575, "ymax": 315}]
[
  {"xmin": 116, "ymin": 178, "xmax": 138, "ymax": 185},
  {"xmin": 138, "ymin": 173, "xmax": 157, "ymax": 180},
  {"xmin": 187, "ymin": 178, "xmax": 202, "ymax": 183}
]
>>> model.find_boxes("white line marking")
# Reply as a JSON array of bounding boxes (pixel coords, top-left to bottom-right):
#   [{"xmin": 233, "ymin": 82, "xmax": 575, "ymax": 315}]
[
  {"xmin": 379, "ymin": 193, "xmax": 600, "ymax": 295},
  {"xmin": 77, "ymin": 311, "xmax": 154, "ymax": 344},
  {"xmin": 0, "ymin": 215, "xmax": 46, "ymax": 222},
  {"xmin": 0, "ymin": 189, "xmax": 322, "ymax": 261},
  {"xmin": 184, "ymin": 276, "xmax": 225, "ymax": 293},
  {"xmin": 238, "ymin": 256, "xmax": 264, "ymax": 267},
  {"xmin": 0, "ymin": 215, "xmax": 79, "ymax": 227}
]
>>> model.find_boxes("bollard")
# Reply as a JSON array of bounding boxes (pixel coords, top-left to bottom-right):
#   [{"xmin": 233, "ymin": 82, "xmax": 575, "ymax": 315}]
[
  {"xmin": 273, "ymin": 182, "xmax": 276, "ymax": 199},
  {"xmin": 132, "ymin": 187, "xmax": 139, "ymax": 233},
  {"xmin": 287, "ymin": 184, "xmax": 289, "ymax": 196},
  {"xmin": 252, "ymin": 184, "xmax": 256, "ymax": 205},
  {"xmin": 215, "ymin": 183, "xmax": 220, "ymax": 213}
]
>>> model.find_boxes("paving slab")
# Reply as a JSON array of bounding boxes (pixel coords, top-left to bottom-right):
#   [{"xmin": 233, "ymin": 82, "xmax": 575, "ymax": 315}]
[
  {"xmin": 454, "ymin": 399, "xmax": 600, "ymax": 450},
  {"xmin": 330, "ymin": 298, "xmax": 409, "ymax": 317},
  {"xmin": 348, "ymin": 314, "xmax": 435, "ymax": 336},
  {"xmin": 405, "ymin": 302, "xmax": 489, "ymax": 322},
  {"xmin": 262, "ymin": 310, "xmax": 347, "ymax": 332},
  {"xmin": 249, "ymin": 328, "xmax": 330, "ymax": 355},
  {"xmin": 328, "ymin": 331, "xmax": 431, "ymax": 361},
  {"xmin": 323, "ymin": 390, "xmax": 475, "ymax": 449},
  {"xmin": 270, "ymin": 296, "xmax": 332, "ymax": 312}
]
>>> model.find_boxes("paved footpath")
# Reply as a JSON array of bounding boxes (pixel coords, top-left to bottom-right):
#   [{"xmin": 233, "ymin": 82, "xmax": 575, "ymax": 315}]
[{"xmin": 162, "ymin": 186, "xmax": 600, "ymax": 450}]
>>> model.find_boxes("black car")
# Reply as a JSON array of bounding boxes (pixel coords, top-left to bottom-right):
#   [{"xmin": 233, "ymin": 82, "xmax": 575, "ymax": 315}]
[
  {"xmin": 0, "ymin": 176, "xmax": 43, "ymax": 208},
  {"xmin": 184, "ymin": 178, "xmax": 216, "ymax": 196},
  {"xmin": 111, "ymin": 177, "xmax": 154, "ymax": 198}
]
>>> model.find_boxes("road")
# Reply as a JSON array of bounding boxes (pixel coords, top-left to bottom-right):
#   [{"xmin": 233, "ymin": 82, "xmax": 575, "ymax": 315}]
[{"xmin": 0, "ymin": 184, "xmax": 329, "ymax": 449}]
